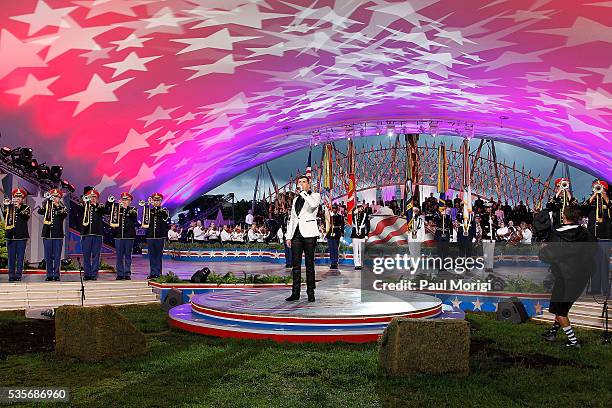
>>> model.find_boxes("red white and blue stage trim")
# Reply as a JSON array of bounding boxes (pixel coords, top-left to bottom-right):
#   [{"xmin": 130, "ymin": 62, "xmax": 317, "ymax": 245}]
[{"xmin": 168, "ymin": 287, "xmax": 459, "ymax": 343}]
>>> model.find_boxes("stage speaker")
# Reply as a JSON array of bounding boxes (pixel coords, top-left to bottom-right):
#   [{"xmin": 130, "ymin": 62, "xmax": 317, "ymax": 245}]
[
  {"xmin": 190, "ymin": 267, "xmax": 212, "ymax": 283},
  {"xmin": 496, "ymin": 299, "xmax": 528, "ymax": 324},
  {"xmin": 161, "ymin": 289, "xmax": 183, "ymax": 312}
]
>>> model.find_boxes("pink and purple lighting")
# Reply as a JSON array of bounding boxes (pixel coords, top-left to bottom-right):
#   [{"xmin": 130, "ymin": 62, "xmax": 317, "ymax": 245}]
[{"xmin": 0, "ymin": 0, "xmax": 610, "ymax": 209}]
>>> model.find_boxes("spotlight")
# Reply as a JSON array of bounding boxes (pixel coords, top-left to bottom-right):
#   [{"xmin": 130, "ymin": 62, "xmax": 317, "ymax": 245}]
[
  {"xmin": 60, "ymin": 179, "xmax": 75, "ymax": 193},
  {"xmin": 13, "ymin": 148, "xmax": 33, "ymax": 168},
  {"xmin": 386, "ymin": 124, "xmax": 395, "ymax": 137},
  {"xmin": 0, "ymin": 146, "xmax": 12, "ymax": 157},
  {"xmin": 49, "ymin": 165, "xmax": 63, "ymax": 183},
  {"xmin": 36, "ymin": 163, "xmax": 50, "ymax": 180}
]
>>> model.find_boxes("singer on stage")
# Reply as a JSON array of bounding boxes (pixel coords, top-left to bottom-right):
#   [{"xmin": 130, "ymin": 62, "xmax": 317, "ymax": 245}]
[{"xmin": 285, "ymin": 176, "xmax": 321, "ymax": 302}]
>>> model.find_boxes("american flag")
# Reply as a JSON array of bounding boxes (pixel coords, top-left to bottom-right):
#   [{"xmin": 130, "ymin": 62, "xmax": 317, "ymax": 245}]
[{"xmin": 368, "ymin": 211, "xmax": 410, "ymax": 246}]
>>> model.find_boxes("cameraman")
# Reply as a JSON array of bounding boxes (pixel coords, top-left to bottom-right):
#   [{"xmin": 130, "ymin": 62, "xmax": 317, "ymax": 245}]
[{"xmin": 539, "ymin": 205, "xmax": 597, "ymax": 348}]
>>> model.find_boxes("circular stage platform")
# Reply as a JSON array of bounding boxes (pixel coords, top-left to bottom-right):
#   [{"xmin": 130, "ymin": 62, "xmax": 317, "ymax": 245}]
[{"xmin": 169, "ymin": 286, "xmax": 462, "ymax": 343}]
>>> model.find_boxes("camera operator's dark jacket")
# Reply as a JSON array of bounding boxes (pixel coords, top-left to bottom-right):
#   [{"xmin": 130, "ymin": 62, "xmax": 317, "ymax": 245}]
[{"xmin": 538, "ymin": 224, "xmax": 597, "ymax": 301}]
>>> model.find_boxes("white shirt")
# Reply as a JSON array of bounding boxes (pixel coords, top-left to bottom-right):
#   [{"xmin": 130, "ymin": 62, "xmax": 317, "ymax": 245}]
[
  {"xmin": 247, "ymin": 229, "xmax": 260, "ymax": 242},
  {"xmin": 167, "ymin": 229, "xmax": 180, "ymax": 241},
  {"xmin": 245, "ymin": 214, "xmax": 254, "ymax": 225},
  {"xmin": 520, "ymin": 228, "xmax": 532, "ymax": 244},
  {"xmin": 193, "ymin": 226, "xmax": 205, "ymax": 241},
  {"xmin": 496, "ymin": 227, "xmax": 509, "ymax": 240},
  {"xmin": 220, "ymin": 230, "xmax": 231, "ymax": 242},
  {"xmin": 230, "ymin": 231, "xmax": 243, "ymax": 242},
  {"xmin": 207, "ymin": 228, "xmax": 220, "ymax": 240}
]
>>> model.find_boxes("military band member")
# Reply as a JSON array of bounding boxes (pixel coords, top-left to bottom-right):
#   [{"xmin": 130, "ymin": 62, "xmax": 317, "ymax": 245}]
[
  {"xmin": 37, "ymin": 188, "xmax": 68, "ymax": 281},
  {"xmin": 79, "ymin": 188, "xmax": 105, "ymax": 280},
  {"xmin": 584, "ymin": 179, "xmax": 611, "ymax": 296},
  {"xmin": 3, "ymin": 188, "xmax": 31, "ymax": 282},
  {"xmin": 480, "ymin": 204, "xmax": 498, "ymax": 273},
  {"xmin": 407, "ymin": 206, "xmax": 425, "ymax": 261},
  {"xmin": 350, "ymin": 203, "xmax": 369, "ymax": 270},
  {"xmin": 106, "ymin": 192, "xmax": 138, "ymax": 280},
  {"xmin": 143, "ymin": 193, "xmax": 170, "ymax": 279},
  {"xmin": 433, "ymin": 205, "xmax": 453, "ymax": 272},
  {"xmin": 326, "ymin": 204, "xmax": 344, "ymax": 270},
  {"xmin": 547, "ymin": 178, "xmax": 577, "ymax": 229},
  {"xmin": 457, "ymin": 209, "xmax": 477, "ymax": 258}
]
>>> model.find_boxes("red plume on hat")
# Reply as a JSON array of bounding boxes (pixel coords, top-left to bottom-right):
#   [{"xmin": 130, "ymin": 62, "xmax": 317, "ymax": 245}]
[
  {"xmin": 49, "ymin": 188, "xmax": 63, "ymax": 198},
  {"xmin": 12, "ymin": 188, "xmax": 27, "ymax": 198},
  {"xmin": 554, "ymin": 177, "xmax": 569, "ymax": 186},
  {"xmin": 120, "ymin": 192, "xmax": 133, "ymax": 201},
  {"xmin": 593, "ymin": 180, "xmax": 608, "ymax": 191}
]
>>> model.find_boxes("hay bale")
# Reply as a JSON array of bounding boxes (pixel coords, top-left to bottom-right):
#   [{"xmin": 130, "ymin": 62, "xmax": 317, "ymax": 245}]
[
  {"xmin": 55, "ymin": 305, "xmax": 147, "ymax": 362},
  {"xmin": 378, "ymin": 318, "xmax": 470, "ymax": 377}
]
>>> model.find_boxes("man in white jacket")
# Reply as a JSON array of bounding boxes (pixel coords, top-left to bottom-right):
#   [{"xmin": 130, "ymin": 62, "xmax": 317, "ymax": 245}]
[{"xmin": 285, "ymin": 176, "xmax": 321, "ymax": 302}]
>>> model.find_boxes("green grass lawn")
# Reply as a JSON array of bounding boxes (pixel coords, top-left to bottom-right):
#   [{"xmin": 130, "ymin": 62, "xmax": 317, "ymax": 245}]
[{"xmin": 0, "ymin": 305, "xmax": 611, "ymax": 408}]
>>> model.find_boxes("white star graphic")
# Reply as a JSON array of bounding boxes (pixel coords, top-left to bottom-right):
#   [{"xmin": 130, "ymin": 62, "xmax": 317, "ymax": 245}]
[
  {"xmin": 142, "ymin": 7, "xmax": 191, "ymax": 29},
  {"xmin": 138, "ymin": 106, "xmax": 180, "ymax": 128},
  {"xmin": 94, "ymin": 171, "xmax": 122, "ymax": 194},
  {"xmin": 183, "ymin": 54, "xmax": 258, "ymax": 80},
  {"xmin": 451, "ymin": 296, "xmax": 462, "ymax": 309},
  {"xmin": 145, "ymin": 83, "xmax": 175, "ymax": 99},
  {"xmin": 176, "ymin": 112, "xmax": 198, "ymax": 125},
  {"xmin": 110, "ymin": 33, "xmax": 152, "ymax": 51},
  {"xmin": 59, "ymin": 73, "xmax": 133, "ymax": 116},
  {"xmin": 104, "ymin": 51, "xmax": 161, "ymax": 78},
  {"xmin": 10, "ymin": 0, "xmax": 76, "ymax": 36},
  {"xmin": 73, "ymin": 0, "xmax": 145, "ymax": 19},
  {"xmin": 104, "ymin": 127, "xmax": 162, "ymax": 163},
  {"xmin": 152, "ymin": 142, "xmax": 179, "ymax": 163},
  {"xmin": 80, "ymin": 47, "xmax": 113, "ymax": 64},
  {"xmin": 121, "ymin": 161, "xmax": 165, "ymax": 192},
  {"xmin": 472, "ymin": 298, "xmax": 483, "ymax": 311},
  {"xmin": 5, "ymin": 74, "xmax": 59, "ymax": 106},
  {"xmin": 0, "ymin": 29, "xmax": 47, "ymax": 80},
  {"xmin": 171, "ymin": 28, "xmax": 257, "ymax": 54},
  {"xmin": 156, "ymin": 130, "xmax": 178, "ymax": 143}
]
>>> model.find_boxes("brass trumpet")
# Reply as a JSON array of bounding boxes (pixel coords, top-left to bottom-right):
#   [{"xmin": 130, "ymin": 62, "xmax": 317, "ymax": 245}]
[
  {"xmin": 139, "ymin": 196, "xmax": 154, "ymax": 228},
  {"xmin": 107, "ymin": 195, "xmax": 116, "ymax": 203},
  {"xmin": 559, "ymin": 180, "xmax": 570, "ymax": 190},
  {"xmin": 3, "ymin": 197, "xmax": 16, "ymax": 229},
  {"xmin": 593, "ymin": 182, "xmax": 604, "ymax": 195}
]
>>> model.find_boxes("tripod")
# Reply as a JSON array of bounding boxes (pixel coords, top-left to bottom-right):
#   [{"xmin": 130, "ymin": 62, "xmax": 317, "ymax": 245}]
[{"xmin": 76, "ymin": 257, "xmax": 86, "ymax": 307}]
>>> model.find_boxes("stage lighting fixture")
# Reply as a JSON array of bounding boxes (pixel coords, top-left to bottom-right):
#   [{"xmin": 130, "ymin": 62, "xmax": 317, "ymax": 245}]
[
  {"xmin": 0, "ymin": 146, "xmax": 11, "ymax": 157},
  {"xmin": 386, "ymin": 123, "xmax": 395, "ymax": 137},
  {"xmin": 49, "ymin": 165, "xmax": 63, "ymax": 182},
  {"xmin": 60, "ymin": 179, "xmax": 75, "ymax": 193},
  {"xmin": 13, "ymin": 147, "xmax": 33, "ymax": 168},
  {"xmin": 36, "ymin": 163, "xmax": 50, "ymax": 180}
]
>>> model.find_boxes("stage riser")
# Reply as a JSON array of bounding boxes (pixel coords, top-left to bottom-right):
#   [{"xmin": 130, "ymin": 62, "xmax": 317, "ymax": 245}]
[{"xmin": 0, "ymin": 282, "xmax": 158, "ymax": 311}]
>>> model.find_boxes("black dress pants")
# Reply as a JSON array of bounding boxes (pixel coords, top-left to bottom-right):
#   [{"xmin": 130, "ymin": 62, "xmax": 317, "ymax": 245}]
[{"xmin": 291, "ymin": 227, "xmax": 317, "ymax": 296}]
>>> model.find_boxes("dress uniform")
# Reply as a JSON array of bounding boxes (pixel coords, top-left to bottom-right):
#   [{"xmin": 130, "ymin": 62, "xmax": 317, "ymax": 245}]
[
  {"xmin": 407, "ymin": 208, "xmax": 425, "ymax": 261},
  {"xmin": 457, "ymin": 213, "xmax": 477, "ymax": 258},
  {"xmin": 37, "ymin": 188, "xmax": 68, "ymax": 281},
  {"xmin": 79, "ymin": 188, "xmax": 105, "ymax": 280},
  {"xmin": 106, "ymin": 192, "xmax": 138, "ymax": 280},
  {"xmin": 326, "ymin": 204, "xmax": 345, "ymax": 269},
  {"xmin": 584, "ymin": 179, "xmax": 611, "ymax": 295},
  {"xmin": 546, "ymin": 178, "xmax": 577, "ymax": 229},
  {"xmin": 480, "ymin": 206, "xmax": 498, "ymax": 272},
  {"xmin": 433, "ymin": 208, "xmax": 452, "ymax": 271},
  {"xmin": 4, "ymin": 188, "xmax": 31, "ymax": 281},
  {"xmin": 350, "ymin": 204, "xmax": 369, "ymax": 270},
  {"xmin": 144, "ymin": 193, "xmax": 170, "ymax": 279}
]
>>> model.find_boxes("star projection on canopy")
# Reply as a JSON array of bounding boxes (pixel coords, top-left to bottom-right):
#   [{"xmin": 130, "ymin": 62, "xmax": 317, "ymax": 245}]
[{"xmin": 0, "ymin": 0, "xmax": 610, "ymax": 209}]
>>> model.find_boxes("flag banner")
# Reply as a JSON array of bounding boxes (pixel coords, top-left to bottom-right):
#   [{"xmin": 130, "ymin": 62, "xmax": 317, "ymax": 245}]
[
  {"xmin": 437, "ymin": 143, "xmax": 449, "ymax": 195},
  {"xmin": 367, "ymin": 212, "xmax": 410, "ymax": 246},
  {"xmin": 305, "ymin": 149, "xmax": 312, "ymax": 180},
  {"xmin": 347, "ymin": 173, "xmax": 356, "ymax": 226}
]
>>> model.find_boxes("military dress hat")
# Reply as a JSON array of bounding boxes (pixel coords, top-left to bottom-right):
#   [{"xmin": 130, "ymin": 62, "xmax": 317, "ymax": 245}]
[
  {"xmin": 593, "ymin": 180, "xmax": 608, "ymax": 191},
  {"xmin": 120, "ymin": 192, "xmax": 133, "ymax": 201},
  {"xmin": 554, "ymin": 177, "xmax": 569, "ymax": 186},
  {"xmin": 85, "ymin": 189, "xmax": 100, "ymax": 198},
  {"xmin": 12, "ymin": 188, "xmax": 27, "ymax": 198},
  {"xmin": 151, "ymin": 192, "xmax": 163, "ymax": 200},
  {"xmin": 49, "ymin": 188, "xmax": 63, "ymax": 198}
]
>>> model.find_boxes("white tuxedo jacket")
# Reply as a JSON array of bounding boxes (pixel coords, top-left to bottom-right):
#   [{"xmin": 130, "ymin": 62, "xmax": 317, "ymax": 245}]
[{"xmin": 286, "ymin": 191, "xmax": 321, "ymax": 239}]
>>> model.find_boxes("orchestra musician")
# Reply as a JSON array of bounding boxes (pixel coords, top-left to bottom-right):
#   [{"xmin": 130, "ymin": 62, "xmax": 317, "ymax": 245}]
[
  {"xmin": 285, "ymin": 176, "xmax": 321, "ymax": 302},
  {"xmin": 79, "ymin": 188, "xmax": 105, "ymax": 280},
  {"xmin": 142, "ymin": 193, "xmax": 170, "ymax": 279},
  {"xmin": 3, "ymin": 188, "xmax": 31, "ymax": 282},
  {"xmin": 37, "ymin": 188, "xmax": 68, "ymax": 281},
  {"xmin": 326, "ymin": 204, "xmax": 344, "ymax": 270},
  {"xmin": 351, "ymin": 203, "xmax": 369, "ymax": 270},
  {"xmin": 106, "ymin": 192, "xmax": 138, "ymax": 280},
  {"xmin": 584, "ymin": 179, "xmax": 611, "ymax": 296}
]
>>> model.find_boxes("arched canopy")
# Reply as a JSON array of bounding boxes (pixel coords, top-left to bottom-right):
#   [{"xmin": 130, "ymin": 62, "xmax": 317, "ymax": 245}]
[{"xmin": 0, "ymin": 0, "xmax": 610, "ymax": 209}]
